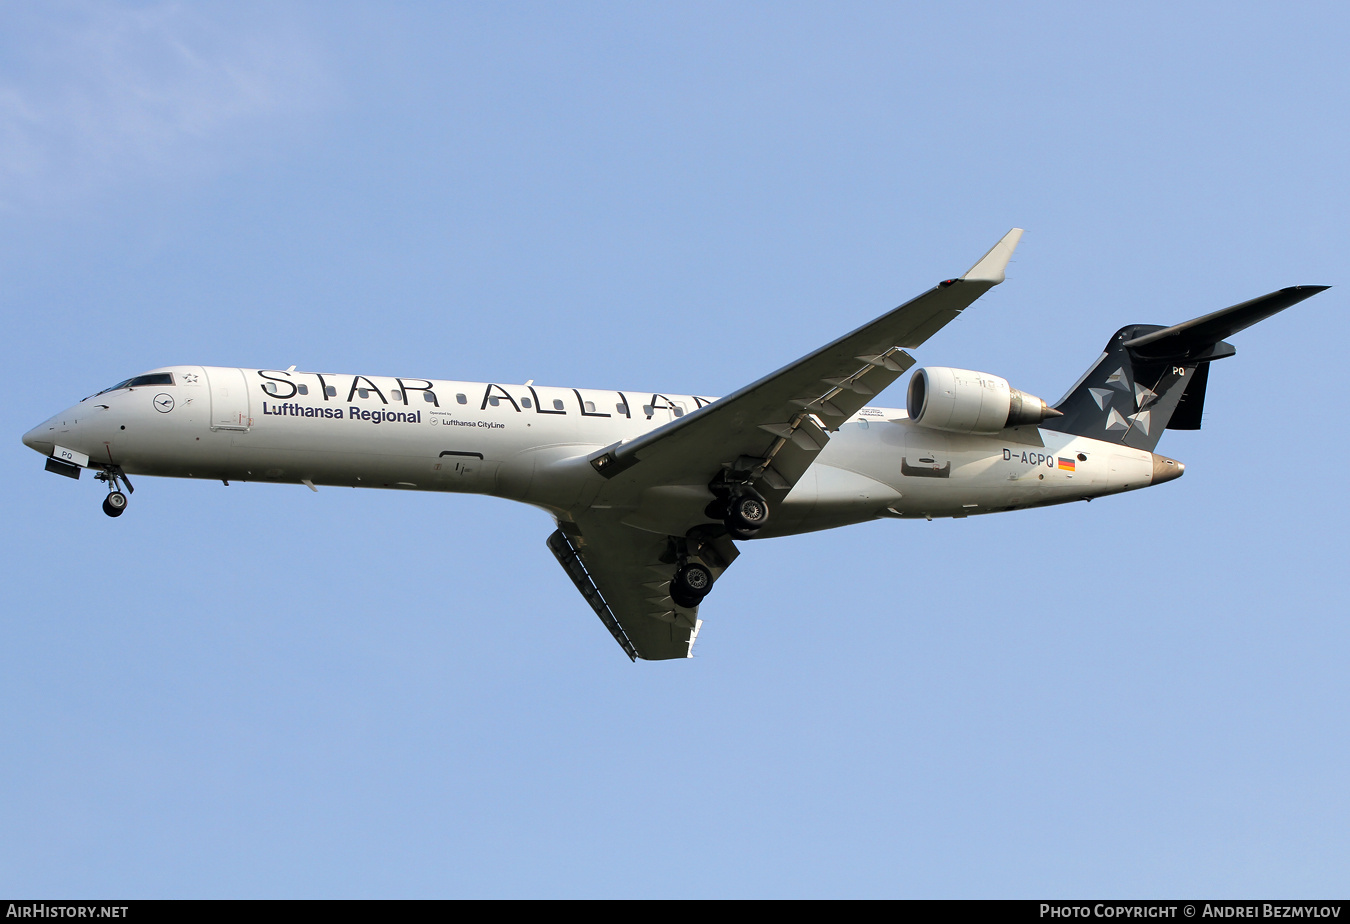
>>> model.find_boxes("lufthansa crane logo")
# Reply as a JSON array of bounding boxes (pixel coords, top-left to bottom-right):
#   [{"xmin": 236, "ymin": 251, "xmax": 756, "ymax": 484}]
[{"xmin": 153, "ymin": 394, "xmax": 175, "ymax": 413}]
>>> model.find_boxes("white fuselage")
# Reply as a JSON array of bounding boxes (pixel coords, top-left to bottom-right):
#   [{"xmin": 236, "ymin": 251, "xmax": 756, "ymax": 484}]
[{"xmin": 23, "ymin": 365, "xmax": 1173, "ymax": 534}]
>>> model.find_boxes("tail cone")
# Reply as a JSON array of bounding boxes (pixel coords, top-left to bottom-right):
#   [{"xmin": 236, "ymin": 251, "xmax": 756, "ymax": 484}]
[{"xmin": 1150, "ymin": 454, "xmax": 1185, "ymax": 485}]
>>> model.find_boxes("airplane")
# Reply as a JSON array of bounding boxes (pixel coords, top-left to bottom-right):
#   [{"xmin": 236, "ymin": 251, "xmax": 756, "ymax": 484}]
[{"xmin": 21, "ymin": 229, "xmax": 1329, "ymax": 661}]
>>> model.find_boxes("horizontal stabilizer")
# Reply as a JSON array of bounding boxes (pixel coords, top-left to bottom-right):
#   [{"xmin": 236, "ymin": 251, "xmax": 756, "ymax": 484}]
[{"xmin": 1123, "ymin": 286, "xmax": 1328, "ymax": 360}]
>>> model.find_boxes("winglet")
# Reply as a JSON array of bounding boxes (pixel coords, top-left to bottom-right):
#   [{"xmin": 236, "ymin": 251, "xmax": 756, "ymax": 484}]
[{"xmin": 961, "ymin": 228, "xmax": 1024, "ymax": 284}]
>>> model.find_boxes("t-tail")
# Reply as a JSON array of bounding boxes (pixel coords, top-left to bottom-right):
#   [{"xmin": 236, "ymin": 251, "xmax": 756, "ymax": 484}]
[{"xmin": 1041, "ymin": 286, "xmax": 1329, "ymax": 451}]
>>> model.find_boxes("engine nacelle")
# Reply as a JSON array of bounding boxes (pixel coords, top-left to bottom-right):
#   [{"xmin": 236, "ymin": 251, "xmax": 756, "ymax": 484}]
[{"xmin": 906, "ymin": 366, "xmax": 1060, "ymax": 434}]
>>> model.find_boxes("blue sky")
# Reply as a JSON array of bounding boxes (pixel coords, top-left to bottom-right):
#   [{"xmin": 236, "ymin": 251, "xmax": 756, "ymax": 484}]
[{"xmin": 2, "ymin": 1, "xmax": 1347, "ymax": 897}]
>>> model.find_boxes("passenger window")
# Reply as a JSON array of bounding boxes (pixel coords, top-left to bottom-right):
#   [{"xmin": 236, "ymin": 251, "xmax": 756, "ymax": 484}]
[
  {"xmin": 552, "ymin": 399, "xmax": 565, "ymax": 411},
  {"xmin": 672, "ymin": 406, "xmax": 684, "ymax": 417},
  {"xmin": 522, "ymin": 398, "xmax": 533, "ymax": 408},
  {"xmin": 358, "ymin": 388, "xmax": 369, "ymax": 399},
  {"xmin": 456, "ymin": 394, "xmax": 467, "ymax": 405},
  {"xmin": 391, "ymin": 389, "xmax": 402, "ymax": 401},
  {"xmin": 264, "ymin": 382, "xmax": 280, "ymax": 396},
  {"xmin": 616, "ymin": 403, "xmax": 628, "ymax": 415},
  {"xmin": 297, "ymin": 384, "xmax": 308, "ymax": 396},
  {"xmin": 584, "ymin": 401, "xmax": 596, "ymax": 413},
  {"xmin": 423, "ymin": 392, "xmax": 436, "ymax": 404},
  {"xmin": 643, "ymin": 405, "xmax": 654, "ymax": 416},
  {"xmin": 488, "ymin": 396, "xmax": 500, "ymax": 407}
]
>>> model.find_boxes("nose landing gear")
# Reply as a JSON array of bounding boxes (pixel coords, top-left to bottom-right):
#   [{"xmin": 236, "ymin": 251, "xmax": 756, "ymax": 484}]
[{"xmin": 95, "ymin": 465, "xmax": 134, "ymax": 518}]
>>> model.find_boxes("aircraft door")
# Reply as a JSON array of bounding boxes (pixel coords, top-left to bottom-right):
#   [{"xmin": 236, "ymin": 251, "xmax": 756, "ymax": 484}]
[
  {"xmin": 901, "ymin": 429, "xmax": 952, "ymax": 479},
  {"xmin": 205, "ymin": 367, "xmax": 252, "ymax": 431},
  {"xmin": 440, "ymin": 451, "xmax": 480, "ymax": 479},
  {"xmin": 432, "ymin": 449, "xmax": 499, "ymax": 492}
]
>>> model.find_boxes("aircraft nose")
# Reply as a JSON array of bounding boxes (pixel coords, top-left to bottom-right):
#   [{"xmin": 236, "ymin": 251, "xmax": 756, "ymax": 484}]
[{"xmin": 22, "ymin": 421, "xmax": 55, "ymax": 457}]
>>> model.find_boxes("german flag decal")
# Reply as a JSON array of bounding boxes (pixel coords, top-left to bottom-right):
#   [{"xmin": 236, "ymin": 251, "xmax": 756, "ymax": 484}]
[{"xmin": 1057, "ymin": 457, "xmax": 1076, "ymax": 472}]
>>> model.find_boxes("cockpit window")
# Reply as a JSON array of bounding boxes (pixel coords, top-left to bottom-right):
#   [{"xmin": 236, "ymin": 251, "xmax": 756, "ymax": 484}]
[{"xmin": 97, "ymin": 373, "xmax": 174, "ymax": 395}]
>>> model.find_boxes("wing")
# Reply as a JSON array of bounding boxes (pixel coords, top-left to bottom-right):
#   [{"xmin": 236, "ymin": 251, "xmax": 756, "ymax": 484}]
[
  {"xmin": 554, "ymin": 228, "xmax": 1023, "ymax": 659},
  {"xmin": 589, "ymin": 228, "xmax": 1024, "ymax": 512},
  {"xmin": 547, "ymin": 519, "xmax": 738, "ymax": 661}
]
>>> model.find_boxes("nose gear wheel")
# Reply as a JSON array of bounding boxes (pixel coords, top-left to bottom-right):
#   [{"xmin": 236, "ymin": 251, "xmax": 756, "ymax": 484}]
[{"xmin": 95, "ymin": 465, "xmax": 134, "ymax": 518}]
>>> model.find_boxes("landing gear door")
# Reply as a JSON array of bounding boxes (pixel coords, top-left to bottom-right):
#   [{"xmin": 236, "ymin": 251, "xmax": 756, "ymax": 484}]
[{"xmin": 205, "ymin": 367, "xmax": 251, "ymax": 431}]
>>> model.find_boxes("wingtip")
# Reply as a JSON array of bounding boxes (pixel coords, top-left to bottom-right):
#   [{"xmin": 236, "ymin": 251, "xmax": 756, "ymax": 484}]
[
  {"xmin": 1279, "ymin": 284, "xmax": 1333, "ymax": 302},
  {"xmin": 961, "ymin": 227, "xmax": 1024, "ymax": 285}
]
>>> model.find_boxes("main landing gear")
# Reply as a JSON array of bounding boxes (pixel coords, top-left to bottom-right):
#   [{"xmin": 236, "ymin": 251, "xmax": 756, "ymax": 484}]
[
  {"xmin": 95, "ymin": 466, "xmax": 134, "ymax": 518},
  {"xmin": 670, "ymin": 561, "xmax": 714, "ymax": 609},
  {"xmin": 662, "ymin": 482, "xmax": 767, "ymax": 611},
  {"xmin": 667, "ymin": 483, "xmax": 765, "ymax": 609},
  {"xmin": 707, "ymin": 484, "xmax": 770, "ymax": 540}
]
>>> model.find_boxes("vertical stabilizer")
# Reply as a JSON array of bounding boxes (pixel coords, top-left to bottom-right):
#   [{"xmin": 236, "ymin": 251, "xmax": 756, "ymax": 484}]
[{"xmin": 1041, "ymin": 327, "xmax": 1212, "ymax": 451}]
